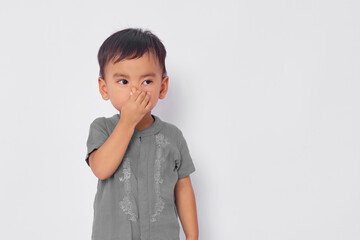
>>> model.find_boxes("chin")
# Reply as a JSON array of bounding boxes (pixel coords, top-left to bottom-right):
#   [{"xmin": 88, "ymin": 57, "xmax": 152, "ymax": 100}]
[{"xmin": 112, "ymin": 105, "xmax": 122, "ymax": 113}]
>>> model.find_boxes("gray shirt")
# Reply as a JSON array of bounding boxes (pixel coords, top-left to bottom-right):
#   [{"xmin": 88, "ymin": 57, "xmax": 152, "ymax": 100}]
[{"xmin": 85, "ymin": 113, "xmax": 196, "ymax": 240}]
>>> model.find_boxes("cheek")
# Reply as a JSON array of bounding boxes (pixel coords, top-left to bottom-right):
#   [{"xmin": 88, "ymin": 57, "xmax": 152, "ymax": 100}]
[
  {"xmin": 150, "ymin": 95, "xmax": 159, "ymax": 106},
  {"xmin": 141, "ymin": 85, "xmax": 152, "ymax": 92},
  {"xmin": 140, "ymin": 85, "xmax": 153, "ymax": 94},
  {"xmin": 110, "ymin": 91, "xmax": 129, "ymax": 103}
]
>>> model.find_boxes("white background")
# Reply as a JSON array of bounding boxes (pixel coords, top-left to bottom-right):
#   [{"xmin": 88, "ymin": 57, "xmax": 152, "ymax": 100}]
[{"xmin": 0, "ymin": 0, "xmax": 359, "ymax": 239}]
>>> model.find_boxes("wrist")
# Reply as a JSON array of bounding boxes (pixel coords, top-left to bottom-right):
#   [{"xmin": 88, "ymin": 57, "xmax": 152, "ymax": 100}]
[
  {"xmin": 116, "ymin": 118, "xmax": 136, "ymax": 137},
  {"xmin": 118, "ymin": 117, "xmax": 136, "ymax": 130}
]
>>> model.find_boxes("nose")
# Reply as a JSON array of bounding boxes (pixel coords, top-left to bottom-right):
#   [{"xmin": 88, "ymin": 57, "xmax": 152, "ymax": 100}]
[
  {"xmin": 130, "ymin": 86, "xmax": 138, "ymax": 94},
  {"xmin": 130, "ymin": 85, "xmax": 146, "ymax": 94}
]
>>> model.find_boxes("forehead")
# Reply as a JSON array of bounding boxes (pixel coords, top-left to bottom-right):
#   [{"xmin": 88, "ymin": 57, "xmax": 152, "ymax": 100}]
[{"xmin": 106, "ymin": 51, "xmax": 161, "ymax": 76}]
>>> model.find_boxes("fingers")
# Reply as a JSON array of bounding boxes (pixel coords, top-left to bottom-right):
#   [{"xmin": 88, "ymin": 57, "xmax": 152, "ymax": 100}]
[
  {"xmin": 129, "ymin": 89, "xmax": 150, "ymax": 110},
  {"xmin": 141, "ymin": 91, "xmax": 151, "ymax": 108},
  {"xmin": 129, "ymin": 89, "xmax": 140, "ymax": 101},
  {"xmin": 135, "ymin": 90, "xmax": 147, "ymax": 104},
  {"xmin": 144, "ymin": 94, "xmax": 152, "ymax": 111}
]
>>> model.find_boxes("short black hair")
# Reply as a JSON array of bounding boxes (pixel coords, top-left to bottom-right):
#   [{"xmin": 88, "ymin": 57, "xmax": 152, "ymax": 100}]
[{"xmin": 97, "ymin": 28, "xmax": 167, "ymax": 80}]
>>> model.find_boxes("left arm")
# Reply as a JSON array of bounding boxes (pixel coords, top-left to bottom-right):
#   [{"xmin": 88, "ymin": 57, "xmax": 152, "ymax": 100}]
[{"xmin": 175, "ymin": 175, "xmax": 199, "ymax": 240}]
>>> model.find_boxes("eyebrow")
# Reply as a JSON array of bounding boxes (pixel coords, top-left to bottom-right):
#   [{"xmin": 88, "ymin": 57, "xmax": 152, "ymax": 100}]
[{"xmin": 113, "ymin": 72, "xmax": 157, "ymax": 78}]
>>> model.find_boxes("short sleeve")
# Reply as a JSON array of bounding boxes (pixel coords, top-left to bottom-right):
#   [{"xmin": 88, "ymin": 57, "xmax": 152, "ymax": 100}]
[
  {"xmin": 176, "ymin": 130, "xmax": 196, "ymax": 179},
  {"xmin": 85, "ymin": 117, "xmax": 109, "ymax": 167}
]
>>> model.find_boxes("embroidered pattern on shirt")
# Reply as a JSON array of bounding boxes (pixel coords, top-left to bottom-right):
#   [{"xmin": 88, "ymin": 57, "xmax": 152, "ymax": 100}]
[
  {"xmin": 151, "ymin": 133, "xmax": 170, "ymax": 222},
  {"xmin": 118, "ymin": 157, "xmax": 138, "ymax": 222}
]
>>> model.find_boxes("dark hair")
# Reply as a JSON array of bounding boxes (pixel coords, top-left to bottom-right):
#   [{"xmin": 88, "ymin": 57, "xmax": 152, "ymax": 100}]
[{"xmin": 97, "ymin": 28, "xmax": 167, "ymax": 80}]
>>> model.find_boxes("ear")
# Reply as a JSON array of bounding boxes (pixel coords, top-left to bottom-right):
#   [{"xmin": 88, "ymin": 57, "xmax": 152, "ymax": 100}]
[
  {"xmin": 159, "ymin": 76, "xmax": 169, "ymax": 99},
  {"xmin": 98, "ymin": 77, "xmax": 110, "ymax": 100}
]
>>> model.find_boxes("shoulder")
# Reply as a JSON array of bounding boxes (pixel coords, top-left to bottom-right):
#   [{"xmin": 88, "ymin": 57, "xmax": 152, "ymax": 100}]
[
  {"xmin": 157, "ymin": 118, "xmax": 185, "ymax": 145},
  {"xmin": 159, "ymin": 118, "xmax": 180, "ymax": 134},
  {"xmin": 89, "ymin": 113, "xmax": 119, "ymax": 133},
  {"xmin": 90, "ymin": 116, "xmax": 106, "ymax": 126},
  {"xmin": 89, "ymin": 116, "xmax": 107, "ymax": 129}
]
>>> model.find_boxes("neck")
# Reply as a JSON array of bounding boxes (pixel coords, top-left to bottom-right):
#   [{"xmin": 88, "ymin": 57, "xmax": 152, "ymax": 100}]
[{"xmin": 135, "ymin": 112, "xmax": 154, "ymax": 131}]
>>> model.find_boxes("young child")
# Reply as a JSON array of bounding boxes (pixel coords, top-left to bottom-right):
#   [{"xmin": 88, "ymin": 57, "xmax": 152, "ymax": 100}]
[{"xmin": 85, "ymin": 28, "xmax": 198, "ymax": 240}]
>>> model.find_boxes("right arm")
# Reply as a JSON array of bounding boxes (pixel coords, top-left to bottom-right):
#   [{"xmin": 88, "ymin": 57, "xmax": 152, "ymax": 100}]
[
  {"xmin": 88, "ymin": 118, "xmax": 136, "ymax": 180},
  {"xmin": 88, "ymin": 88, "xmax": 151, "ymax": 180}
]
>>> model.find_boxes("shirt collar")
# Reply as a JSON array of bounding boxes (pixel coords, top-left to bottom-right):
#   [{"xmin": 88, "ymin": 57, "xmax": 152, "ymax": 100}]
[{"xmin": 114, "ymin": 113, "xmax": 163, "ymax": 138}]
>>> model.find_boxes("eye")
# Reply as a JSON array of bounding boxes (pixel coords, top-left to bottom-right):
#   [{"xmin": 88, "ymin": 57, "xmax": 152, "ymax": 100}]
[
  {"xmin": 117, "ymin": 79, "xmax": 128, "ymax": 85},
  {"xmin": 143, "ymin": 80, "xmax": 152, "ymax": 85}
]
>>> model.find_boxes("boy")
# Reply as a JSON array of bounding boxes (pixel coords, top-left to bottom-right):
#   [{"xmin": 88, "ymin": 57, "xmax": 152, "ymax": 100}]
[{"xmin": 85, "ymin": 28, "xmax": 198, "ymax": 240}]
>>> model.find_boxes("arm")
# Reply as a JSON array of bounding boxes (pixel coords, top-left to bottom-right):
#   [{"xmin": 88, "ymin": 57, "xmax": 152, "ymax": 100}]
[
  {"xmin": 89, "ymin": 118, "xmax": 136, "ymax": 180},
  {"xmin": 175, "ymin": 175, "xmax": 199, "ymax": 240}
]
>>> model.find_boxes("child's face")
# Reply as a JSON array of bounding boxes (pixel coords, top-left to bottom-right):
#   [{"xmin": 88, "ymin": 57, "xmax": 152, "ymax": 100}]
[{"xmin": 98, "ymin": 51, "xmax": 169, "ymax": 113}]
